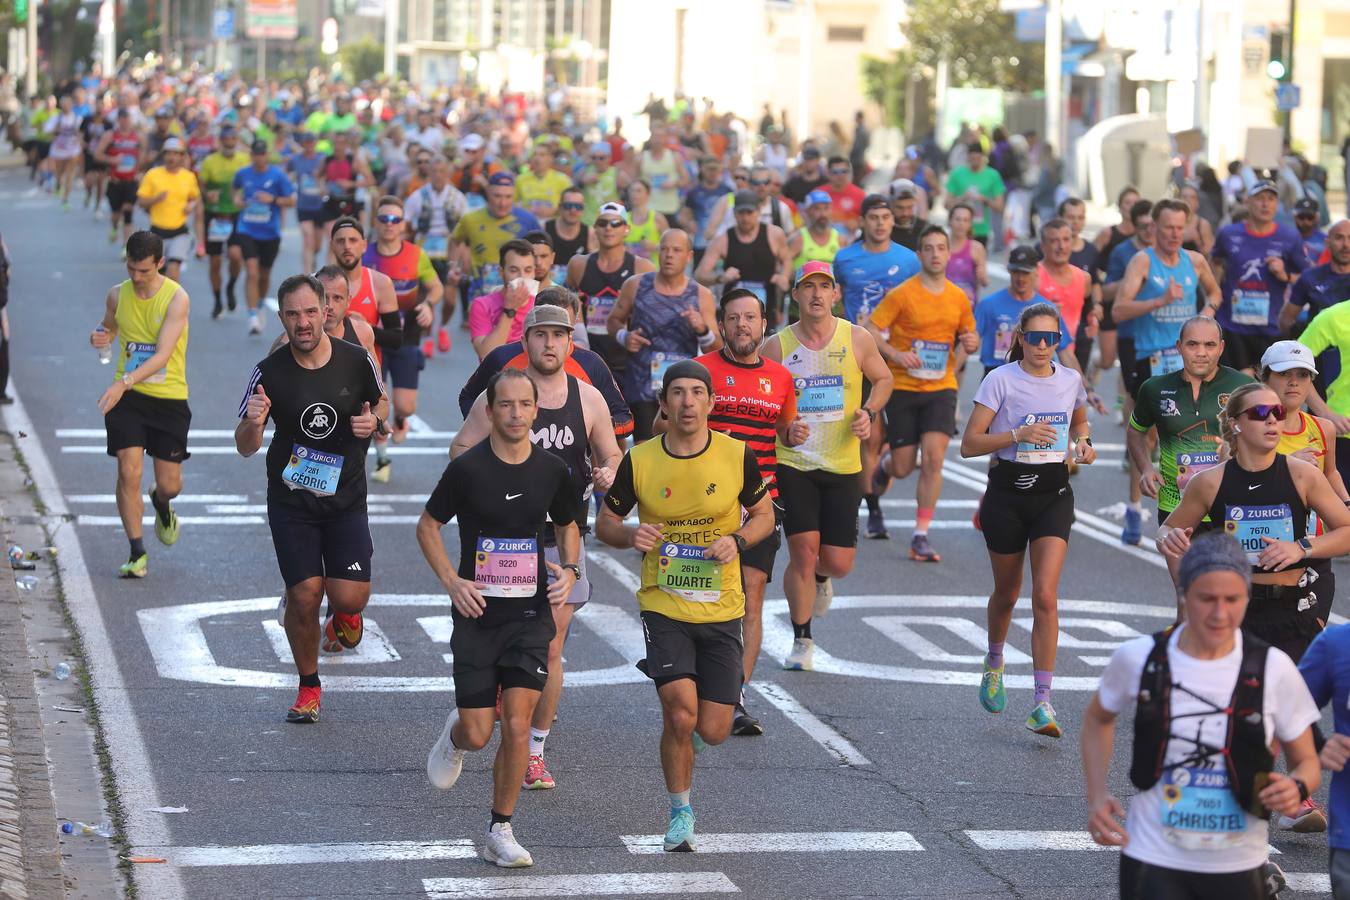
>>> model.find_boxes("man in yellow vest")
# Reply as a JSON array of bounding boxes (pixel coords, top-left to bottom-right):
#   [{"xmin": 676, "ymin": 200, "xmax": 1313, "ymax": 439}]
[{"xmin": 89, "ymin": 231, "xmax": 191, "ymax": 578}]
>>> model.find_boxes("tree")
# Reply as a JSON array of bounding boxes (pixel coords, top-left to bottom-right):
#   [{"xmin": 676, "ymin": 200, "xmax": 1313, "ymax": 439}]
[
  {"xmin": 900, "ymin": 0, "xmax": 1044, "ymax": 93},
  {"xmin": 338, "ymin": 38, "xmax": 383, "ymax": 84}
]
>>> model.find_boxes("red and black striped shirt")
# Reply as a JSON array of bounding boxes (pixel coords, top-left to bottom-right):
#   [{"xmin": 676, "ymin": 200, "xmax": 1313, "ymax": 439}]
[{"xmin": 696, "ymin": 350, "xmax": 796, "ymax": 499}]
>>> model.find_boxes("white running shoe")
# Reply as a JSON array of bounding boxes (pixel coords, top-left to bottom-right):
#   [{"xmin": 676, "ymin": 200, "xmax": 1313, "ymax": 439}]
[
  {"xmin": 427, "ymin": 709, "xmax": 468, "ymax": 790},
  {"xmin": 813, "ymin": 577, "xmax": 834, "ymax": 617},
  {"xmin": 783, "ymin": 637, "xmax": 814, "ymax": 671},
  {"xmin": 482, "ymin": 822, "xmax": 533, "ymax": 868},
  {"xmin": 276, "ymin": 593, "xmax": 286, "ymax": 628},
  {"xmin": 248, "ymin": 314, "xmax": 263, "ymax": 335}
]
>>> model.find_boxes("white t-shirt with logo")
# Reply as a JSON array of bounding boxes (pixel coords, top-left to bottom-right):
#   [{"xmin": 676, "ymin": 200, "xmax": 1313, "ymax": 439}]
[{"xmin": 1097, "ymin": 626, "xmax": 1319, "ymax": 874}]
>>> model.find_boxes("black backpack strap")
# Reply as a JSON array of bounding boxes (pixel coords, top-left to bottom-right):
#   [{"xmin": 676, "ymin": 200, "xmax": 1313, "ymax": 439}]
[
  {"xmin": 1227, "ymin": 630, "xmax": 1274, "ymax": 816},
  {"xmin": 1129, "ymin": 627, "xmax": 1176, "ymax": 792}
]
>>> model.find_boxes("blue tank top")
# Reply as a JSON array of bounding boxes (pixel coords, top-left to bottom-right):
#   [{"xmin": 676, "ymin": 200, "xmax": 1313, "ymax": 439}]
[
  {"xmin": 1134, "ymin": 247, "xmax": 1198, "ymax": 357},
  {"xmin": 288, "ymin": 154, "xmax": 325, "ymax": 212},
  {"xmin": 622, "ymin": 273, "xmax": 702, "ymax": 403}
]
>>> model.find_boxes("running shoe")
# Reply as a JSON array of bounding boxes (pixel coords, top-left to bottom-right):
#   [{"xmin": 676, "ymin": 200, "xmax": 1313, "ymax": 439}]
[
  {"xmin": 1276, "ymin": 797, "xmax": 1327, "ymax": 833},
  {"xmin": 285, "ymin": 685, "xmax": 321, "ymax": 724},
  {"xmin": 731, "ymin": 703, "xmax": 764, "ymax": 736},
  {"xmin": 248, "ymin": 314, "xmax": 262, "ymax": 335},
  {"xmin": 691, "ymin": 732, "xmax": 707, "ymax": 754},
  {"xmin": 212, "ymin": 296, "xmax": 224, "ymax": 320},
  {"xmin": 783, "ymin": 637, "xmax": 814, "ymax": 671},
  {"xmin": 812, "ymin": 577, "xmax": 834, "ymax": 617},
  {"xmin": 1025, "ymin": 701, "xmax": 1062, "ymax": 739},
  {"xmin": 427, "ymin": 709, "xmax": 467, "ymax": 789},
  {"xmin": 421, "ymin": 337, "xmax": 434, "ymax": 358},
  {"xmin": 276, "ymin": 594, "xmax": 287, "ymax": 628},
  {"xmin": 437, "ymin": 327, "xmax": 451, "ymax": 353},
  {"xmin": 870, "ymin": 460, "xmax": 892, "ymax": 498},
  {"xmin": 664, "ymin": 807, "xmax": 697, "ymax": 852},
  {"xmin": 1121, "ymin": 507, "xmax": 1142, "ymax": 546},
  {"xmin": 482, "ymin": 822, "xmax": 533, "ymax": 868},
  {"xmin": 523, "ymin": 755, "xmax": 555, "ymax": 790},
  {"xmin": 1263, "ymin": 862, "xmax": 1288, "ymax": 898},
  {"xmin": 909, "ymin": 533, "xmax": 940, "ymax": 562},
  {"xmin": 979, "ymin": 661, "xmax": 1006, "ymax": 713},
  {"xmin": 226, "ymin": 282, "xmax": 238, "ymax": 311},
  {"xmin": 865, "ymin": 507, "xmax": 889, "ymax": 540},
  {"xmin": 118, "ymin": 554, "xmax": 148, "ymax": 579},
  {"xmin": 108, "ymin": 224, "xmax": 118, "ymax": 244},
  {"xmin": 324, "ymin": 611, "xmax": 364, "ymax": 649},
  {"xmin": 372, "ymin": 458, "xmax": 392, "ymax": 483},
  {"xmin": 153, "ymin": 505, "xmax": 179, "ymax": 546}
]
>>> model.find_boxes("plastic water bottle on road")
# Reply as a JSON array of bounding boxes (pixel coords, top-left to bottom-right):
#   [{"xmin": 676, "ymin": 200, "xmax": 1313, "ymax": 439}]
[
  {"xmin": 95, "ymin": 325, "xmax": 112, "ymax": 365},
  {"xmin": 52, "ymin": 662, "xmax": 71, "ymax": 680},
  {"xmin": 61, "ymin": 820, "xmax": 113, "ymax": 837}
]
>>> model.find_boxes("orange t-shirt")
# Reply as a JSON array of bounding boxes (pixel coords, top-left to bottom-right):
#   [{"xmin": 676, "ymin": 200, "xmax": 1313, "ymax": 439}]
[{"xmin": 869, "ymin": 275, "xmax": 976, "ymax": 393}]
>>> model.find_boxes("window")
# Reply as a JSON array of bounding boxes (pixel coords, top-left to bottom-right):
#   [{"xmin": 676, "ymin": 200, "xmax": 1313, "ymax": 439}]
[{"xmin": 827, "ymin": 25, "xmax": 865, "ymax": 42}]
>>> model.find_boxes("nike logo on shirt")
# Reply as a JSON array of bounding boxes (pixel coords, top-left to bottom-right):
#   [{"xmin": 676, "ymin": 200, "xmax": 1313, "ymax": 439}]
[{"xmin": 506, "ymin": 493, "xmax": 523, "ymax": 500}]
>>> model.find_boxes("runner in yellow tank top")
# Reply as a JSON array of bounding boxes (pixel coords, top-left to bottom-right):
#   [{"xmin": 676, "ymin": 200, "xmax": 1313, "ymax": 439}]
[
  {"xmin": 90, "ymin": 232, "xmax": 192, "ymax": 579},
  {"xmin": 762, "ymin": 261, "xmax": 893, "ymax": 672},
  {"xmin": 787, "ymin": 190, "xmax": 848, "ymax": 321}
]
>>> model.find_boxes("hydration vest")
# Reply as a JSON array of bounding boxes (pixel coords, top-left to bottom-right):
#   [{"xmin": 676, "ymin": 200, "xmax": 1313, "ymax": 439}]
[
  {"xmin": 1129, "ymin": 627, "xmax": 1274, "ymax": 817},
  {"xmin": 415, "ymin": 184, "xmax": 460, "ymax": 237}
]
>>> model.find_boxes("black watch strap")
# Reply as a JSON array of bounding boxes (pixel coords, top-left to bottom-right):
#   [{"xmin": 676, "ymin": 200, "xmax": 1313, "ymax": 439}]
[
  {"xmin": 561, "ymin": 563, "xmax": 581, "ymax": 578},
  {"xmin": 731, "ymin": 533, "xmax": 747, "ymax": 554}
]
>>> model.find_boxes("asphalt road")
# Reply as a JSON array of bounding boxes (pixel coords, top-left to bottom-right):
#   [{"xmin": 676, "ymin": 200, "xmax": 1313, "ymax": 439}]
[{"xmin": 1, "ymin": 166, "xmax": 1340, "ymax": 899}]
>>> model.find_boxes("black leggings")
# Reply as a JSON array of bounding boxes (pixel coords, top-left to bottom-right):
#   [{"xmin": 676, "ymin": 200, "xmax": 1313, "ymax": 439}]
[
  {"xmin": 1119, "ymin": 855, "xmax": 1265, "ymax": 900},
  {"xmin": 0, "ymin": 324, "xmax": 8, "ymax": 397}
]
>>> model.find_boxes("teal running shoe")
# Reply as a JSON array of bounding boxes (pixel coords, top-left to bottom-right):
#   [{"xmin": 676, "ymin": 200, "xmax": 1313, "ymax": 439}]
[
  {"xmin": 1025, "ymin": 701, "xmax": 1063, "ymax": 739},
  {"xmin": 664, "ymin": 807, "xmax": 696, "ymax": 852},
  {"xmin": 979, "ymin": 661, "xmax": 1006, "ymax": 714}
]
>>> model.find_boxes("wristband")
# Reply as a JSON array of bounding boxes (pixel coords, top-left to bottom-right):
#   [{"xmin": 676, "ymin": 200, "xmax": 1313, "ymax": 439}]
[
  {"xmin": 616, "ymin": 327, "xmax": 629, "ymax": 346},
  {"xmin": 560, "ymin": 562, "xmax": 581, "ymax": 579},
  {"xmin": 698, "ymin": 329, "xmax": 717, "ymax": 348},
  {"xmin": 731, "ymin": 533, "xmax": 747, "ymax": 554}
]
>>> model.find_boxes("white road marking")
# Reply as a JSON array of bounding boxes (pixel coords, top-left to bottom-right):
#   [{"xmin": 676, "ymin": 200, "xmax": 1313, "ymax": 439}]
[
  {"xmin": 66, "ymin": 493, "xmax": 248, "ymax": 504},
  {"xmin": 965, "ymin": 831, "xmax": 1115, "ymax": 851},
  {"xmin": 1284, "ymin": 873, "xmax": 1331, "ymax": 893},
  {"xmin": 141, "ymin": 839, "xmax": 474, "ymax": 867},
  {"xmin": 1077, "ymin": 656, "xmax": 1113, "ymax": 666},
  {"xmin": 1011, "ymin": 616, "xmax": 1145, "ymax": 649},
  {"xmin": 78, "ymin": 515, "xmax": 266, "ymax": 526},
  {"xmin": 423, "ymin": 872, "xmax": 740, "ymax": 898},
  {"xmin": 749, "ymin": 682, "xmax": 872, "ymax": 766},
  {"xmin": 206, "ymin": 503, "xmax": 394, "ymax": 514},
  {"xmin": 262, "ymin": 620, "xmax": 401, "ymax": 665},
  {"xmin": 620, "ymin": 831, "xmax": 922, "ymax": 853},
  {"xmin": 2, "ymin": 392, "xmax": 188, "ymax": 899},
  {"xmin": 864, "ymin": 616, "xmax": 1032, "ymax": 666}
]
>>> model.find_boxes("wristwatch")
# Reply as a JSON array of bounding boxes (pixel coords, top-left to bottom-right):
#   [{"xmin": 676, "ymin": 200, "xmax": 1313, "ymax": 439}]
[
  {"xmin": 561, "ymin": 563, "xmax": 581, "ymax": 579},
  {"xmin": 1298, "ymin": 536, "xmax": 1314, "ymax": 557},
  {"xmin": 730, "ymin": 533, "xmax": 748, "ymax": 554},
  {"xmin": 375, "ymin": 416, "xmax": 390, "ymax": 437},
  {"xmin": 121, "ymin": 373, "xmax": 134, "ymax": 387},
  {"xmin": 1076, "ymin": 436, "xmax": 1093, "ymax": 447},
  {"xmin": 865, "ymin": 407, "xmax": 877, "ymax": 422},
  {"xmin": 502, "ymin": 307, "xmax": 518, "ymax": 319}
]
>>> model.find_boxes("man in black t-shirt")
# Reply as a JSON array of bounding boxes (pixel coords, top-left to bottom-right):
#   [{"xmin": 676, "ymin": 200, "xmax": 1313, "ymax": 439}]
[
  {"xmin": 235, "ymin": 274, "xmax": 388, "ymax": 725},
  {"xmin": 418, "ymin": 368, "xmax": 581, "ymax": 869}
]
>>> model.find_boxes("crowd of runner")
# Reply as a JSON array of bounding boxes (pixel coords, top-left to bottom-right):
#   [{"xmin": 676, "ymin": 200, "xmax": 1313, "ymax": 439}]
[{"xmin": 19, "ymin": 66, "xmax": 1349, "ymax": 896}]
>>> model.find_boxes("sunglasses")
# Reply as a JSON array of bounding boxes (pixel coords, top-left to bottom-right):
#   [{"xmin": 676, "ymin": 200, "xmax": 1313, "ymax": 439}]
[
  {"xmin": 829, "ymin": 167, "xmax": 850, "ymax": 175},
  {"xmin": 376, "ymin": 214, "xmax": 404, "ymax": 224},
  {"xmin": 749, "ymin": 178, "xmax": 770, "ymax": 186},
  {"xmin": 590, "ymin": 155, "xmax": 608, "ymax": 161},
  {"xmin": 1240, "ymin": 402, "xmax": 1287, "ymax": 422},
  {"xmin": 734, "ymin": 174, "xmax": 749, "ymax": 182},
  {"xmin": 595, "ymin": 219, "xmax": 625, "ymax": 229},
  {"xmin": 1021, "ymin": 330, "xmax": 1061, "ymax": 347}
]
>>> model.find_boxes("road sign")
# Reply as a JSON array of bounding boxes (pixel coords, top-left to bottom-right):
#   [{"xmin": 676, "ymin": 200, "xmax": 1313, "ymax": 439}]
[
  {"xmin": 355, "ymin": 0, "xmax": 385, "ymax": 17},
  {"xmin": 1277, "ymin": 82, "xmax": 1302, "ymax": 111},
  {"xmin": 246, "ymin": 0, "xmax": 297, "ymax": 40},
  {"xmin": 212, "ymin": 8, "xmax": 235, "ymax": 41}
]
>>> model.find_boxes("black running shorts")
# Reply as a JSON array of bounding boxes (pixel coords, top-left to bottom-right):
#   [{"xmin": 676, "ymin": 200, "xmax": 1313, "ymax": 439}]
[
  {"xmin": 267, "ymin": 502, "xmax": 373, "ymax": 589},
  {"xmin": 776, "ymin": 463, "xmax": 861, "ymax": 548},
  {"xmin": 230, "ymin": 233, "xmax": 281, "ymax": 269},
  {"xmin": 450, "ymin": 612, "xmax": 554, "ymax": 707},
  {"xmin": 979, "ymin": 481, "xmax": 1076, "ymax": 554},
  {"xmin": 884, "ymin": 389, "xmax": 958, "ymax": 448},
  {"xmin": 1118, "ymin": 854, "xmax": 1264, "ymax": 900},
  {"xmin": 739, "ymin": 508, "xmax": 782, "ymax": 579},
  {"xmin": 638, "ymin": 611, "xmax": 743, "ymax": 706},
  {"xmin": 104, "ymin": 390, "xmax": 191, "ymax": 462}
]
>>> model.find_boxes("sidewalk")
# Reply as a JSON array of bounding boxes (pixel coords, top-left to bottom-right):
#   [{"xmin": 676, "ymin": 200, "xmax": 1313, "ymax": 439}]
[{"xmin": 0, "ymin": 427, "xmax": 124, "ymax": 898}]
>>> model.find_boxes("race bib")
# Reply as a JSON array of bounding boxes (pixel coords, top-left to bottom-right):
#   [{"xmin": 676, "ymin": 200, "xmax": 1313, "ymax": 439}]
[
  {"xmin": 242, "ymin": 202, "xmax": 271, "ymax": 225},
  {"xmin": 123, "ymin": 341, "xmax": 166, "ymax": 384},
  {"xmin": 736, "ymin": 281, "xmax": 769, "ymax": 305},
  {"xmin": 1224, "ymin": 503, "xmax": 1294, "ymax": 563},
  {"xmin": 651, "ymin": 173, "xmax": 670, "ymax": 189},
  {"xmin": 1159, "ymin": 766, "xmax": 1247, "ymax": 851},
  {"xmin": 1231, "ymin": 289, "xmax": 1270, "ymax": 326},
  {"xmin": 116, "ymin": 153, "xmax": 136, "ymax": 175},
  {"xmin": 1175, "ymin": 450, "xmax": 1221, "ymax": 492},
  {"xmin": 282, "ymin": 444, "xmax": 344, "ymax": 497},
  {"xmin": 465, "ymin": 193, "xmax": 487, "ymax": 212},
  {"xmin": 649, "ymin": 351, "xmax": 690, "ymax": 393},
  {"xmin": 586, "ymin": 292, "xmax": 616, "ymax": 335},
  {"xmin": 657, "ymin": 542, "xmax": 722, "ymax": 603},
  {"xmin": 474, "ymin": 536, "xmax": 539, "ymax": 598},
  {"xmin": 207, "ymin": 216, "xmax": 235, "ymax": 242},
  {"xmin": 299, "ymin": 173, "xmax": 321, "ymax": 196},
  {"xmin": 994, "ymin": 325, "xmax": 1014, "ymax": 357},
  {"xmin": 1149, "ymin": 347, "xmax": 1184, "ymax": 376},
  {"xmin": 1014, "ymin": 412, "xmax": 1068, "ymax": 464},
  {"xmin": 422, "ymin": 233, "xmax": 449, "ymax": 260},
  {"xmin": 477, "ymin": 263, "xmax": 504, "ymax": 294},
  {"xmin": 907, "ymin": 339, "xmax": 950, "ymax": 381},
  {"xmin": 794, "ymin": 374, "xmax": 845, "ymax": 423},
  {"xmin": 550, "ymin": 263, "xmax": 567, "ymax": 286}
]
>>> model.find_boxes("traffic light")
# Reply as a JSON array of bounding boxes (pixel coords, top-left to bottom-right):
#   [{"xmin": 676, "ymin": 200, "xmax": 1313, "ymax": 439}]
[
  {"xmin": 15, "ymin": 0, "xmax": 28, "ymax": 24},
  {"xmin": 1268, "ymin": 29, "xmax": 1289, "ymax": 80}
]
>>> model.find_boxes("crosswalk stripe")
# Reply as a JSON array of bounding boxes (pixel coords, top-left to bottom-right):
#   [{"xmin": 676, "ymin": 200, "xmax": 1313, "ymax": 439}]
[
  {"xmin": 67, "ymin": 494, "xmax": 248, "ymax": 504},
  {"xmin": 422, "ymin": 872, "xmax": 739, "ymax": 898},
  {"xmin": 620, "ymin": 831, "xmax": 921, "ymax": 854},
  {"xmin": 136, "ymin": 839, "xmax": 475, "ymax": 867}
]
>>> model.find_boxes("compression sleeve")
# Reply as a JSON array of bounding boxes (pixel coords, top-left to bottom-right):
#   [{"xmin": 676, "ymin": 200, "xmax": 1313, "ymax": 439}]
[{"xmin": 373, "ymin": 310, "xmax": 404, "ymax": 349}]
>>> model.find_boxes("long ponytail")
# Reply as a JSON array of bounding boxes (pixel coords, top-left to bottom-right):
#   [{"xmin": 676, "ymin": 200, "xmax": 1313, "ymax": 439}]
[{"xmin": 1218, "ymin": 382, "xmax": 1270, "ymax": 454}]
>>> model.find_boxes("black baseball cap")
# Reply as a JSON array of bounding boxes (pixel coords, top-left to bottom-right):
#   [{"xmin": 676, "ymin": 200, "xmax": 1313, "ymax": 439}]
[
  {"xmin": 660, "ymin": 359, "xmax": 713, "ymax": 398},
  {"xmin": 330, "ymin": 216, "xmax": 364, "ymax": 239},
  {"xmin": 860, "ymin": 194, "xmax": 890, "ymax": 216},
  {"xmin": 1008, "ymin": 245, "xmax": 1041, "ymax": 273},
  {"xmin": 1294, "ymin": 198, "xmax": 1319, "ymax": 216},
  {"xmin": 250, "ymin": 139, "xmax": 268, "ymax": 155}
]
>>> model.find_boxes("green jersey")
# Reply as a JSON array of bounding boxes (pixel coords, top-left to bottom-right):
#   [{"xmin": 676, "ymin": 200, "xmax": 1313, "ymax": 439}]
[
  {"xmin": 1129, "ymin": 366, "xmax": 1254, "ymax": 515},
  {"xmin": 944, "ymin": 165, "xmax": 1005, "ymax": 238},
  {"xmin": 1299, "ymin": 306, "xmax": 1350, "ymax": 422}
]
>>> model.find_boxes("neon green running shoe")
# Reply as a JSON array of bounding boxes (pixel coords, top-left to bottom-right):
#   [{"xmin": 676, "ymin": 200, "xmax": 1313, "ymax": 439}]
[
  {"xmin": 1025, "ymin": 701, "xmax": 1062, "ymax": 739},
  {"xmin": 154, "ymin": 506, "xmax": 179, "ymax": 546},
  {"xmin": 119, "ymin": 554, "xmax": 148, "ymax": 579},
  {"xmin": 979, "ymin": 661, "xmax": 1006, "ymax": 714}
]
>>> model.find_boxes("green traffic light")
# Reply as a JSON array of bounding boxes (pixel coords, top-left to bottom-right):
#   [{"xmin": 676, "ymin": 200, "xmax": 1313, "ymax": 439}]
[
  {"xmin": 15, "ymin": 0, "xmax": 27, "ymax": 23},
  {"xmin": 1267, "ymin": 59, "xmax": 1287, "ymax": 79}
]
